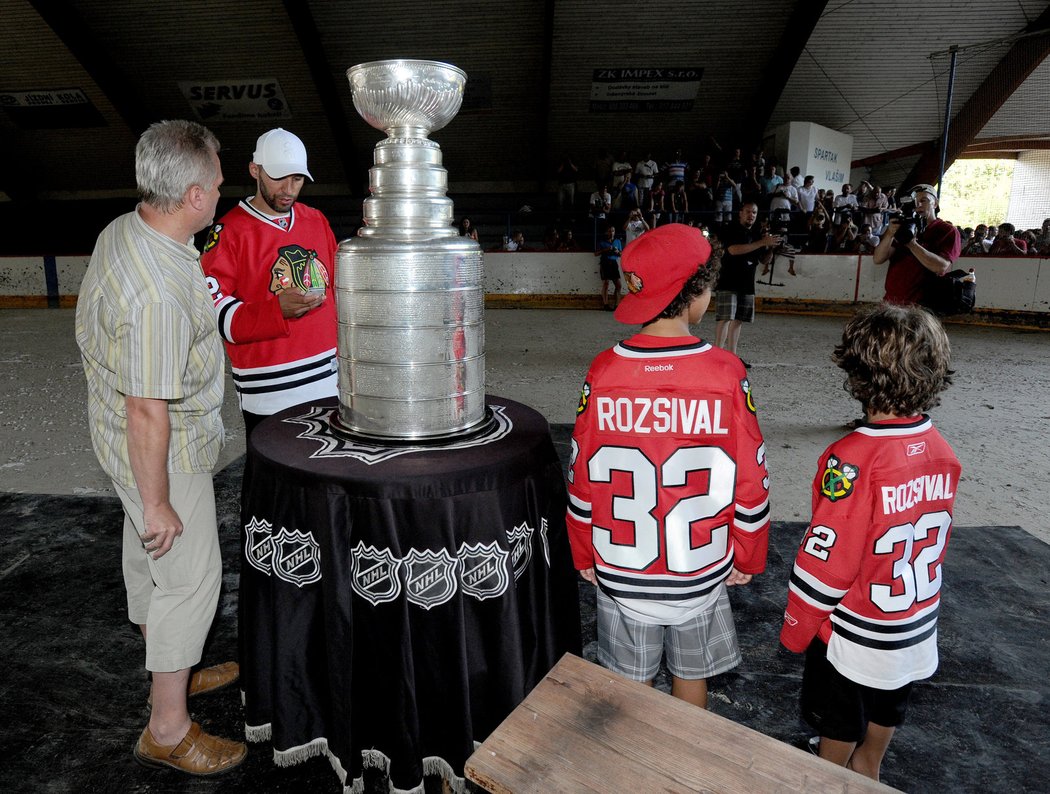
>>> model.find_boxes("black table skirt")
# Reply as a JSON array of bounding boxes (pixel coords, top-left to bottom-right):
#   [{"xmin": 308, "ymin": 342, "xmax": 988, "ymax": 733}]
[{"xmin": 239, "ymin": 396, "xmax": 582, "ymax": 790}]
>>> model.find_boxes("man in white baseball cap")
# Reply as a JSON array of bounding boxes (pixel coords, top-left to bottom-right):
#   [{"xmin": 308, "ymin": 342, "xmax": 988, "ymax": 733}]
[
  {"xmin": 252, "ymin": 127, "xmax": 314, "ymax": 182},
  {"xmin": 201, "ymin": 127, "xmax": 338, "ymax": 439}
]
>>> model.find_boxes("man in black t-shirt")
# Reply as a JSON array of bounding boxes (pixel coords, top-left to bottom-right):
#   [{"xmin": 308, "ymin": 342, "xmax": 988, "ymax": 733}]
[{"xmin": 714, "ymin": 201, "xmax": 780, "ymax": 367}]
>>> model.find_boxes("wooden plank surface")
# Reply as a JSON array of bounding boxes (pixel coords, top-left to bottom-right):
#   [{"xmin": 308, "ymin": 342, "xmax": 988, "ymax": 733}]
[{"xmin": 466, "ymin": 653, "xmax": 896, "ymax": 793}]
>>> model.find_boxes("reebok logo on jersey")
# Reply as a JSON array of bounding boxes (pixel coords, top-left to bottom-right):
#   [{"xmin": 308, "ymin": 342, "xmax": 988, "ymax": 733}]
[
  {"xmin": 907, "ymin": 442, "xmax": 927, "ymax": 456},
  {"xmin": 644, "ymin": 364, "xmax": 674, "ymax": 372}
]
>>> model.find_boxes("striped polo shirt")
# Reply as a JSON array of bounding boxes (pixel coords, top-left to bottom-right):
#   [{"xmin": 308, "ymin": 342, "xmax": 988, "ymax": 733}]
[{"xmin": 75, "ymin": 208, "xmax": 225, "ymax": 488}]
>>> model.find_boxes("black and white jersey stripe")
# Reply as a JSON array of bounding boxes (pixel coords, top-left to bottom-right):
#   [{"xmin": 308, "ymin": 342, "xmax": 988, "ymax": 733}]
[
  {"xmin": 614, "ymin": 339, "xmax": 711, "ymax": 359},
  {"xmin": 735, "ymin": 496, "xmax": 770, "ymax": 534},
  {"xmin": 831, "ymin": 601, "xmax": 940, "ymax": 650},
  {"xmin": 853, "ymin": 415, "xmax": 932, "ymax": 438},
  {"xmin": 598, "ymin": 552, "xmax": 735, "ymax": 601},
  {"xmin": 232, "ymin": 349, "xmax": 336, "ymax": 395},
  {"xmin": 214, "ymin": 294, "xmax": 240, "ymax": 343},
  {"xmin": 567, "ymin": 493, "xmax": 592, "ymax": 526},
  {"xmin": 596, "ymin": 551, "xmax": 735, "ymax": 624},
  {"xmin": 788, "ymin": 563, "xmax": 848, "ymax": 611},
  {"xmin": 827, "ymin": 600, "xmax": 941, "ymax": 688}
]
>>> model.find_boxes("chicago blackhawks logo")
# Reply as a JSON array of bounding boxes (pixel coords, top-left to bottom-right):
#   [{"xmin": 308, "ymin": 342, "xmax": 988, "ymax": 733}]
[
  {"xmin": 741, "ymin": 377, "xmax": 756, "ymax": 414},
  {"xmin": 576, "ymin": 382, "xmax": 591, "ymax": 416},
  {"xmin": 269, "ymin": 244, "xmax": 329, "ymax": 295},
  {"xmin": 202, "ymin": 223, "xmax": 223, "ymax": 254},
  {"xmin": 821, "ymin": 454, "xmax": 859, "ymax": 502},
  {"xmin": 623, "ymin": 270, "xmax": 644, "ymax": 294}
]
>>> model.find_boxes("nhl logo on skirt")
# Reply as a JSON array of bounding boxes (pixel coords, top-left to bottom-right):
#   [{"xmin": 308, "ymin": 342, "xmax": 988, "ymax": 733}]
[
  {"xmin": 458, "ymin": 541, "xmax": 510, "ymax": 601},
  {"xmin": 351, "ymin": 542, "xmax": 402, "ymax": 606},
  {"xmin": 507, "ymin": 521, "xmax": 534, "ymax": 581},
  {"xmin": 244, "ymin": 516, "xmax": 274, "ymax": 576},
  {"xmin": 271, "ymin": 527, "xmax": 322, "ymax": 587},
  {"xmin": 404, "ymin": 548, "xmax": 458, "ymax": 610}
]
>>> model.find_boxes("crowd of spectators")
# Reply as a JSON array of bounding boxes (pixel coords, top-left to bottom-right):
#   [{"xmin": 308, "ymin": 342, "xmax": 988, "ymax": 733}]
[
  {"xmin": 461, "ymin": 144, "xmax": 1050, "ymax": 259},
  {"xmin": 956, "ymin": 219, "xmax": 1050, "ymax": 257}
]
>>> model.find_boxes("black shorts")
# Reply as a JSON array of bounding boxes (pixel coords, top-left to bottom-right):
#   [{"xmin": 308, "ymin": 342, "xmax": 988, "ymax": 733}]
[
  {"xmin": 600, "ymin": 259, "xmax": 621, "ymax": 281},
  {"xmin": 800, "ymin": 638, "xmax": 912, "ymax": 743}
]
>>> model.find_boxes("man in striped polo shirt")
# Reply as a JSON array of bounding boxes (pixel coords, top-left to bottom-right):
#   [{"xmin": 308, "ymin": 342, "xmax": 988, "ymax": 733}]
[{"xmin": 76, "ymin": 120, "xmax": 246, "ymax": 776}]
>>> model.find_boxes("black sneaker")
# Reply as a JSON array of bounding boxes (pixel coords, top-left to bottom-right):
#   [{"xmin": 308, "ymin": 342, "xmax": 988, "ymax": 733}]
[{"xmin": 807, "ymin": 736, "xmax": 820, "ymax": 755}]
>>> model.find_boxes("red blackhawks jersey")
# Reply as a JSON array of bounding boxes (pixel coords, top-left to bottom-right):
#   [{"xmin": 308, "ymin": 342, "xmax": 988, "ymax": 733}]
[
  {"xmin": 566, "ymin": 335, "xmax": 770, "ymax": 625},
  {"xmin": 781, "ymin": 416, "xmax": 961, "ymax": 690},
  {"xmin": 201, "ymin": 200, "xmax": 338, "ymax": 416}
]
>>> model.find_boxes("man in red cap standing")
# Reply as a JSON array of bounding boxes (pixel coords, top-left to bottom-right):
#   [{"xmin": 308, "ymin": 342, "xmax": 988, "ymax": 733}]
[{"xmin": 565, "ymin": 223, "xmax": 771, "ymax": 710}]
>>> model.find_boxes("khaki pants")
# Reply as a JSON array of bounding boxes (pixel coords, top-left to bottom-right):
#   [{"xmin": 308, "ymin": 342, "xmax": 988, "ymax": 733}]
[{"xmin": 114, "ymin": 472, "xmax": 222, "ymax": 672}]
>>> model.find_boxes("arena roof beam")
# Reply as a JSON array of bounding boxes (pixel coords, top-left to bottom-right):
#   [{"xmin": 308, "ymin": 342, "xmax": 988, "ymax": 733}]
[
  {"xmin": 281, "ymin": 0, "xmax": 361, "ymax": 193},
  {"xmin": 902, "ymin": 6, "xmax": 1050, "ymax": 188},
  {"xmin": 13, "ymin": 0, "xmax": 151, "ymax": 201},
  {"xmin": 744, "ymin": 0, "xmax": 830, "ymax": 146},
  {"xmin": 962, "ymin": 134, "xmax": 1050, "ymax": 154},
  {"xmin": 28, "ymin": 0, "xmax": 152, "ymax": 133},
  {"xmin": 852, "ymin": 142, "xmax": 934, "ymax": 169}
]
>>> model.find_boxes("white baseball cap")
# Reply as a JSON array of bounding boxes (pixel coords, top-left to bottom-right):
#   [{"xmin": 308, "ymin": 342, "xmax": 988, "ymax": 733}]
[{"xmin": 253, "ymin": 128, "xmax": 313, "ymax": 180}]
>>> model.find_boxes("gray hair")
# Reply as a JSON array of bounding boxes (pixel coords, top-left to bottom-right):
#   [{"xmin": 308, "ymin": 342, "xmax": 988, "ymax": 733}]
[{"xmin": 135, "ymin": 120, "xmax": 220, "ymax": 213}]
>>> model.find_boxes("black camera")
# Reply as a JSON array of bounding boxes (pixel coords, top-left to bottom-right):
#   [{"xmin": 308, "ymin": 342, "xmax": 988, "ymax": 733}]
[{"xmin": 888, "ymin": 198, "xmax": 926, "ymax": 245}]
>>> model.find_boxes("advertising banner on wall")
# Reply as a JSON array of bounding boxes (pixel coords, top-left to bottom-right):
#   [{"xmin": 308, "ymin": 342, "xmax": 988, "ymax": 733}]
[
  {"xmin": 178, "ymin": 79, "xmax": 292, "ymax": 121},
  {"xmin": 0, "ymin": 88, "xmax": 104, "ymax": 128},
  {"xmin": 590, "ymin": 68, "xmax": 703, "ymax": 112}
]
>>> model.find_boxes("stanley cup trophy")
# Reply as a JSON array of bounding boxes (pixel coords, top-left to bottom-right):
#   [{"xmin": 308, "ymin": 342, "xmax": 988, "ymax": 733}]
[{"xmin": 333, "ymin": 60, "xmax": 490, "ymax": 441}]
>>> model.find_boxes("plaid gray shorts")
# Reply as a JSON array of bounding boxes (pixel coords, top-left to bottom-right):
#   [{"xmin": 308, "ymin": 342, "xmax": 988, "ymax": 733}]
[
  {"xmin": 596, "ymin": 586, "xmax": 741, "ymax": 682},
  {"xmin": 716, "ymin": 291, "xmax": 755, "ymax": 322}
]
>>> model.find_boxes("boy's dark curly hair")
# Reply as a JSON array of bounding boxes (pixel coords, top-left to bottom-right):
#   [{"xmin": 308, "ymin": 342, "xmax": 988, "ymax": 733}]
[
  {"xmin": 833, "ymin": 303, "xmax": 953, "ymax": 417},
  {"xmin": 644, "ymin": 243, "xmax": 723, "ymax": 326}
]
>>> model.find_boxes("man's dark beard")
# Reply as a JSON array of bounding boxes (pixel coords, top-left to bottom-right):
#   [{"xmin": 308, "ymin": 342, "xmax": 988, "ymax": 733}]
[{"xmin": 257, "ymin": 181, "xmax": 293, "ymax": 215}]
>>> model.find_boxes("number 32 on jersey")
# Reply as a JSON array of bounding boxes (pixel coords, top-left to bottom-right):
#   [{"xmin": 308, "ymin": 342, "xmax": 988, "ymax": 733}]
[
  {"xmin": 802, "ymin": 511, "xmax": 951, "ymax": 612},
  {"xmin": 572, "ymin": 442, "xmax": 736, "ymax": 575}
]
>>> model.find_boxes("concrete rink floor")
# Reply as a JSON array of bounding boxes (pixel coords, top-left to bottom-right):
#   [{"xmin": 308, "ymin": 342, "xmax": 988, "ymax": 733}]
[{"xmin": 0, "ymin": 306, "xmax": 1047, "ymax": 544}]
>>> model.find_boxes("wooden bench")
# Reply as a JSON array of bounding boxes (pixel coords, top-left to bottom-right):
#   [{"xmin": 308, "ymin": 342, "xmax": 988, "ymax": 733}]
[{"xmin": 466, "ymin": 653, "xmax": 895, "ymax": 793}]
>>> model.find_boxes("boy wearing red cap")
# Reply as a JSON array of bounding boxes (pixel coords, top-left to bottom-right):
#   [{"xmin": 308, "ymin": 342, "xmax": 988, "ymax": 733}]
[{"xmin": 566, "ymin": 224, "xmax": 771, "ymax": 708}]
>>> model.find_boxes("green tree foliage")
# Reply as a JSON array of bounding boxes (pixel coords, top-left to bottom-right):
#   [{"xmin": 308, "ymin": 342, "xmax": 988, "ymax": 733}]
[{"xmin": 939, "ymin": 159, "xmax": 1014, "ymax": 228}]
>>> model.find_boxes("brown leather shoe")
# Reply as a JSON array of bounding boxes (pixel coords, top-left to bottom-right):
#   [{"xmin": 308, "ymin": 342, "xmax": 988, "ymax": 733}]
[
  {"xmin": 148, "ymin": 661, "xmax": 239, "ymax": 706},
  {"xmin": 188, "ymin": 661, "xmax": 239, "ymax": 697},
  {"xmin": 134, "ymin": 722, "xmax": 246, "ymax": 776}
]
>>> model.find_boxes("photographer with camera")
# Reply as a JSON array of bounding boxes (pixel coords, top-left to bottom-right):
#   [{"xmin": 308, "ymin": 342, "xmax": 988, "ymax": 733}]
[{"xmin": 872, "ymin": 184, "xmax": 960, "ymax": 306}]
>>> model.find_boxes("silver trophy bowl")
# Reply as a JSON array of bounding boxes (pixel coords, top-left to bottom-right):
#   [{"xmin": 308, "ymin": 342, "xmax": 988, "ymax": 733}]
[
  {"xmin": 347, "ymin": 60, "xmax": 466, "ymax": 138},
  {"xmin": 333, "ymin": 59, "xmax": 488, "ymax": 442}
]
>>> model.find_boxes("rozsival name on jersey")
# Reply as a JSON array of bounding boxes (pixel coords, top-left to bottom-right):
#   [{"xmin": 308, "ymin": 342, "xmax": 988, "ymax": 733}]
[{"xmin": 595, "ymin": 396, "xmax": 728, "ymax": 435}]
